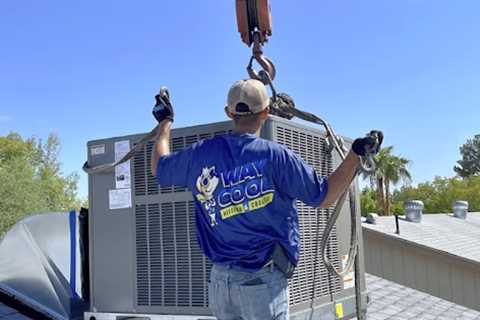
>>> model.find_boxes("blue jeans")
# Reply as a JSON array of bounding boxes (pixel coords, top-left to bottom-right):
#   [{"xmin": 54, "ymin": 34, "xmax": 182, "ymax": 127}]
[{"xmin": 208, "ymin": 264, "xmax": 289, "ymax": 320}]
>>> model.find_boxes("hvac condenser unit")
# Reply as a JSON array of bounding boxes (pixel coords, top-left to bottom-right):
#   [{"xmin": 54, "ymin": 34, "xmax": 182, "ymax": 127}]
[{"xmin": 85, "ymin": 116, "xmax": 366, "ymax": 320}]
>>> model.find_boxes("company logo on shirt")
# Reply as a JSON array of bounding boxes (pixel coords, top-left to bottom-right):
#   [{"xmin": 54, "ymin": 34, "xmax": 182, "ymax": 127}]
[
  {"xmin": 196, "ymin": 166, "xmax": 220, "ymax": 226},
  {"xmin": 196, "ymin": 167, "xmax": 219, "ymax": 201},
  {"xmin": 195, "ymin": 160, "xmax": 275, "ymax": 226}
]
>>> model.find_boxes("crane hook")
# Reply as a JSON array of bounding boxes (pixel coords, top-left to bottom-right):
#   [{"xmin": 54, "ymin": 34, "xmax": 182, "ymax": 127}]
[{"xmin": 247, "ymin": 31, "xmax": 277, "ymax": 84}]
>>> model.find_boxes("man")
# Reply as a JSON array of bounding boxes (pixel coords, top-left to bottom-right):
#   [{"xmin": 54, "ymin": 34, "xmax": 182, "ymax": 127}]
[{"xmin": 150, "ymin": 79, "xmax": 382, "ymax": 320}]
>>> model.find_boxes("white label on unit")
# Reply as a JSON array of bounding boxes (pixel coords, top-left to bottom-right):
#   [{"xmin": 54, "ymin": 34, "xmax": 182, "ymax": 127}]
[
  {"xmin": 109, "ymin": 188, "xmax": 132, "ymax": 210},
  {"xmin": 90, "ymin": 144, "xmax": 105, "ymax": 156},
  {"xmin": 341, "ymin": 255, "xmax": 355, "ymax": 289},
  {"xmin": 114, "ymin": 140, "xmax": 131, "ymax": 189}
]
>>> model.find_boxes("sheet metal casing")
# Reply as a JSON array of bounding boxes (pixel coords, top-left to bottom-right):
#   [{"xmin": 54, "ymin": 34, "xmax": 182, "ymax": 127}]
[{"xmin": 87, "ymin": 116, "xmax": 366, "ymax": 319}]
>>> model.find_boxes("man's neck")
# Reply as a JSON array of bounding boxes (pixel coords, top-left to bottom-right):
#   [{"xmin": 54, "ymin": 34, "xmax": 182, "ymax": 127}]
[{"xmin": 233, "ymin": 126, "xmax": 261, "ymax": 136}]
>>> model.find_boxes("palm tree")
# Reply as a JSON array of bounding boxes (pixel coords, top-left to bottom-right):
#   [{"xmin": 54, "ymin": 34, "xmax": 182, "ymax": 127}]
[{"xmin": 363, "ymin": 146, "xmax": 412, "ymax": 215}]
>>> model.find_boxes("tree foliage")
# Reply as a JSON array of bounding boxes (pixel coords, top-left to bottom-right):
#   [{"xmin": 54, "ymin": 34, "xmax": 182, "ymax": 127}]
[
  {"xmin": 360, "ymin": 188, "xmax": 377, "ymax": 216},
  {"xmin": 454, "ymin": 134, "xmax": 480, "ymax": 178},
  {"xmin": 361, "ymin": 176, "xmax": 480, "ymax": 215},
  {"xmin": 361, "ymin": 136, "xmax": 480, "ymax": 216},
  {"xmin": 0, "ymin": 133, "xmax": 80, "ymax": 238},
  {"xmin": 395, "ymin": 176, "xmax": 480, "ymax": 213},
  {"xmin": 361, "ymin": 187, "xmax": 404, "ymax": 216},
  {"xmin": 362, "ymin": 146, "xmax": 412, "ymax": 215}
]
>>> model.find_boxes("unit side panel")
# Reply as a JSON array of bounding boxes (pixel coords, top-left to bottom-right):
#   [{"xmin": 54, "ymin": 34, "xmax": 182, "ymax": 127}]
[{"xmin": 87, "ymin": 139, "xmax": 135, "ymax": 312}]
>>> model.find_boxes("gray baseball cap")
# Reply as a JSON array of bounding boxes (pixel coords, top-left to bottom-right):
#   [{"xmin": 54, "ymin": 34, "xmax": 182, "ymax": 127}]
[{"xmin": 226, "ymin": 79, "xmax": 270, "ymax": 115}]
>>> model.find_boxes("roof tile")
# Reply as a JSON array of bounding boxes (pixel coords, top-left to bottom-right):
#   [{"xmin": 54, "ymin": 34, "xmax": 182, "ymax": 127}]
[
  {"xmin": 363, "ymin": 212, "xmax": 480, "ymax": 265},
  {"xmin": 356, "ymin": 274, "xmax": 480, "ymax": 320}
]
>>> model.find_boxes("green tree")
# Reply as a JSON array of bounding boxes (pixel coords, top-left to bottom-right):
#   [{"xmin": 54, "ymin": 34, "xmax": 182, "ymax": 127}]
[
  {"xmin": 395, "ymin": 176, "xmax": 480, "ymax": 213},
  {"xmin": 360, "ymin": 188, "xmax": 378, "ymax": 216},
  {"xmin": 363, "ymin": 146, "xmax": 412, "ymax": 215},
  {"xmin": 454, "ymin": 134, "xmax": 480, "ymax": 178},
  {"xmin": 0, "ymin": 133, "xmax": 80, "ymax": 238}
]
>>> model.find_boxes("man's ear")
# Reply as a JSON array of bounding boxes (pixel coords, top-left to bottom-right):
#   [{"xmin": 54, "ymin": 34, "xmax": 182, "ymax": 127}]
[
  {"xmin": 225, "ymin": 106, "xmax": 234, "ymax": 120},
  {"xmin": 259, "ymin": 106, "xmax": 270, "ymax": 120}
]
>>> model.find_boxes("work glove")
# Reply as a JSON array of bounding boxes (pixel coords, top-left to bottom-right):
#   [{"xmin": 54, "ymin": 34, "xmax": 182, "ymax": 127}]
[
  {"xmin": 152, "ymin": 86, "xmax": 174, "ymax": 123},
  {"xmin": 352, "ymin": 130, "xmax": 383, "ymax": 157}
]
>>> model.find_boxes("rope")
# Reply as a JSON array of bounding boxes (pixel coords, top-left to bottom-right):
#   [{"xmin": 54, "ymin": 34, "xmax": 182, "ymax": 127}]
[{"xmin": 82, "ymin": 125, "xmax": 159, "ymax": 175}]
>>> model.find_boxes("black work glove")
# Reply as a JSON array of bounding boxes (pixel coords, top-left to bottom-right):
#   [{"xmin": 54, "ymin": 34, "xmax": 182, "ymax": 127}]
[
  {"xmin": 352, "ymin": 130, "xmax": 384, "ymax": 156},
  {"xmin": 152, "ymin": 87, "xmax": 174, "ymax": 123}
]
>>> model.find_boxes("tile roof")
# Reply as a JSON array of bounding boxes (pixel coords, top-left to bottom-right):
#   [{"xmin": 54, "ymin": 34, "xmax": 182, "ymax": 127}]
[
  {"xmin": 362, "ymin": 212, "xmax": 480, "ymax": 265},
  {"xmin": 360, "ymin": 273, "xmax": 480, "ymax": 320}
]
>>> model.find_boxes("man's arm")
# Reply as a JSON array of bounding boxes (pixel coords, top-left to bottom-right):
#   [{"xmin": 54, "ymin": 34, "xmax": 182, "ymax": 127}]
[
  {"xmin": 151, "ymin": 120, "xmax": 172, "ymax": 177},
  {"xmin": 319, "ymin": 130, "xmax": 383, "ymax": 208},
  {"xmin": 320, "ymin": 150, "xmax": 359, "ymax": 208},
  {"xmin": 150, "ymin": 86, "xmax": 174, "ymax": 177}
]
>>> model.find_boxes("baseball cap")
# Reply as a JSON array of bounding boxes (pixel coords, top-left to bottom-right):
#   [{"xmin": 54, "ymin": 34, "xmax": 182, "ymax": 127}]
[{"xmin": 226, "ymin": 79, "xmax": 270, "ymax": 115}]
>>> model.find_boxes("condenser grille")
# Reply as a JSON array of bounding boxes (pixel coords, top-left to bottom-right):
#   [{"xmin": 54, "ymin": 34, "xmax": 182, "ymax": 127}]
[
  {"xmin": 146, "ymin": 142, "xmax": 160, "ymax": 195},
  {"xmin": 135, "ymin": 201, "xmax": 211, "ymax": 307},
  {"xmin": 134, "ymin": 146, "xmax": 147, "ymax": 197},
  {"xmin": 135, "ymin": 204, "xmax": 149, "ymax": 305},
  {"xmin": 133, "ymin": 129, "xmax": 228, "ymax": 309},
  {"xmin": 134, "ymin": 131, "xmax": 232, "ymax": 196},
  {"xmin": 134, "ymin": 123, "xmax": 341, "ymax": 309},
  {"xmin": 275, "ymin": 125, "xmax": 342, "ymax": 306}
]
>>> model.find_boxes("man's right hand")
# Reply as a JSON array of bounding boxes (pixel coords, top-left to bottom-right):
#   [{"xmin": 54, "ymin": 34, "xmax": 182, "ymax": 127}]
[{"xmin": 152, "ymin": 87, "xmax": 174, "ymax": 123}]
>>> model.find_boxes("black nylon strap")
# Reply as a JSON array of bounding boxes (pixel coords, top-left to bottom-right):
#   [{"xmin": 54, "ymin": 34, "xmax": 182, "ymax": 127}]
[{"xmin": 83, "ymin": 125, "xmax": 159, "ymax": 175}]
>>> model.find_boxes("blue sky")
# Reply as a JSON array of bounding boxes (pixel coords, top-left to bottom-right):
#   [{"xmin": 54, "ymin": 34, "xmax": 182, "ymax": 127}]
[{"xmin": 1, "ymin": 0, "xmax": 479, "ymax": 199}]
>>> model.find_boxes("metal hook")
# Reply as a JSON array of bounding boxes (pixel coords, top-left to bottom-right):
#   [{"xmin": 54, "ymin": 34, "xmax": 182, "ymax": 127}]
[
  {"xmin": 247, "ymin": 55, "xmax": 277, "ymax": 85},
  {"xmin": 246, "ymin": 31, "xmax": 276, "ymax": 84},
  {"xmin": 258, "ymin": 70, "xmax": 277, "ymax": 99},
  {"xmin": 360, "ymin": 155, "xmax": 377, "ymax": 174}
]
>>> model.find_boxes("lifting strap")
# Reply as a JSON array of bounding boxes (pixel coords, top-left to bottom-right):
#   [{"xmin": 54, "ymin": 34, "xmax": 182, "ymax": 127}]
[
  {"xmin": 83, "ymin": 88, "xmax": 172, "ymax": 175},
  {"xmin": 82, "ymin": 126, "xmax": 158, "ymax": 175}
]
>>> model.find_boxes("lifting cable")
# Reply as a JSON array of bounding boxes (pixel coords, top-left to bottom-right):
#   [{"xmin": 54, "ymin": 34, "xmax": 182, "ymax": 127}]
[
  {"xmin": 82, "ymin": 88, "xmax": 171, "ymax": 175},
  {"xmin": 235, "ymin": 1, "xmax": 377, "ymax": 319}
]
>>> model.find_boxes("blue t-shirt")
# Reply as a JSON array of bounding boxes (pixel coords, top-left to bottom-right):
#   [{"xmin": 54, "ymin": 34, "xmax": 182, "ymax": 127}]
[{"xmin": 156, "ymin": 132, "xmax": 328, "ymax": 271}]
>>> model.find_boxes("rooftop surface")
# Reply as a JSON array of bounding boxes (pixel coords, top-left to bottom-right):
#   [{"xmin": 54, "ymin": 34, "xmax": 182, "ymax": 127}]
[
  {"xmin": 362, "ymin": 212, "xmax": 480, "ymax": 266},
  {"xmin": 361, "ymin": 273, "xmax": 480, "ymax": 320},
  {"xmin": 3, "ymin": 274, "xmax": 480, "ymax": 320}
]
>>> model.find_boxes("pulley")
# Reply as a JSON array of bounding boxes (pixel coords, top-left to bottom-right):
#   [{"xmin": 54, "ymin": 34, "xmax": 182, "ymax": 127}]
[
  {"xmin": 236, "ymin": 0, "xmax": 272, "ymax": 46},
  {"xmin": 236, "ymin": 0, "xmax": 276, "ymax": 84}
]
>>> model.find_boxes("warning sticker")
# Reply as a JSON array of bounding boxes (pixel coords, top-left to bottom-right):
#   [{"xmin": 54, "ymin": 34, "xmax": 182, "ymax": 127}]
[
  {"xmin": 114, "ymin": 140, "xmax": 131, "ymax": 189},
  {"xmin": 90, "ymin": 144, "xmax": 105, "ymax": 156},
  {"xmin": 109, "ymin": 189, "xmax": 132, "ymax": 210}
]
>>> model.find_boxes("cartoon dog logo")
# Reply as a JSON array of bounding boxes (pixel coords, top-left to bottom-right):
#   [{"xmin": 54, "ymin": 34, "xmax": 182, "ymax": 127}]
[
  {"xmin": 196, "ymin": 166, "xmax": 219, "ymax": 201},
  {"xmin": 196, "ymin": 166, "xmax": 220, "ymax": 227}
]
